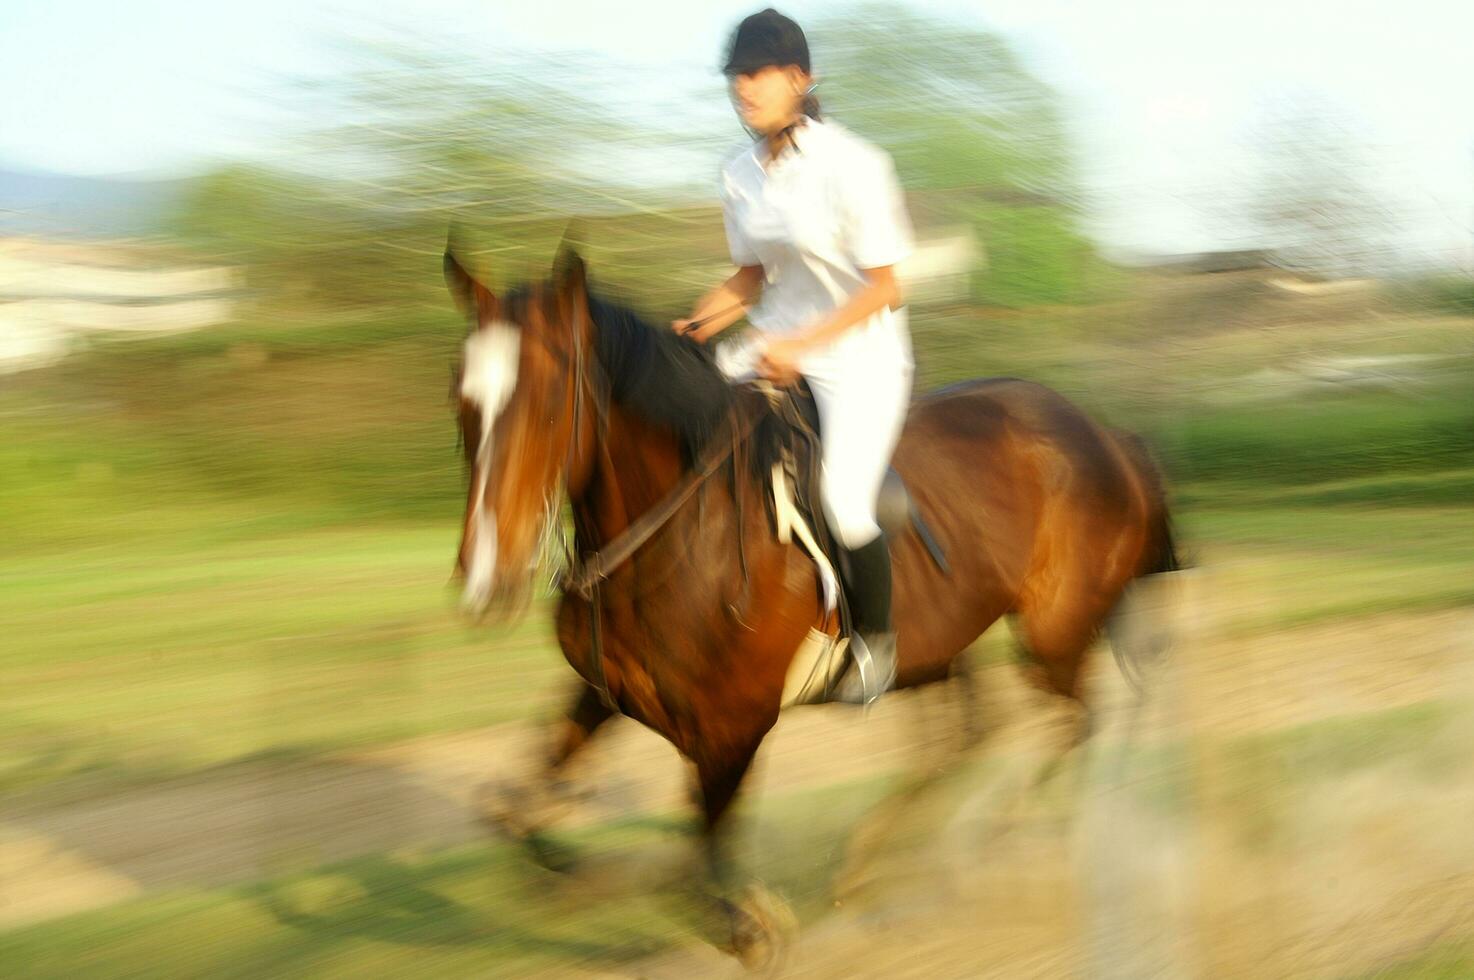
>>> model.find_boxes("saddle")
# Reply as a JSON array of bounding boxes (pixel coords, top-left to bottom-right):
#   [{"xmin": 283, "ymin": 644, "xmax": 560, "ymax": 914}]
[
  {"xmin": 781, "ymin": 382, "xmax": 919, "ymax": 531},
  {"xmin": 744, "ymin": 380, "xmax": 948, "ymax": 705}
]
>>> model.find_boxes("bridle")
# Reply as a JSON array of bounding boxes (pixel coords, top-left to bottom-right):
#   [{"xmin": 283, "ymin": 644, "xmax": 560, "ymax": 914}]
[{"xmin": 554, "ymin": 296, "xmax": 758, "ymax": 711}]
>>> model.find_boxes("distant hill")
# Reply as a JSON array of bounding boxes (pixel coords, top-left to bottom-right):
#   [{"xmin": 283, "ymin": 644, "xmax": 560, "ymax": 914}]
[{"xmin": 0, "ymin": 167, "xmax": 192, "ymax": 238}]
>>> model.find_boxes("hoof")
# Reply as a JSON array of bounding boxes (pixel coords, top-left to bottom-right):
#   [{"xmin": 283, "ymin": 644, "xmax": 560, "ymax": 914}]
[
  {"xmin": 726, "ymin": 885, "xmax": 797, "ymax": 977},
  {"xmin": 524, "ymin": 831, "xmax": 579, "ymax": 874},
  {"xmin": 473, "ymin": 779, "xmax": 532, "ymax": 837},
  {"xmin": 474, "ymin": 780, "xmax": 578, "ymax": 872}
]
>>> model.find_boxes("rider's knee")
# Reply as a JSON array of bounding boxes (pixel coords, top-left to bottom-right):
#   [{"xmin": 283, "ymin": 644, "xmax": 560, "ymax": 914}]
[{"xmin": 825, "ymin": 506, "xmax": 882, "ymax": 551}]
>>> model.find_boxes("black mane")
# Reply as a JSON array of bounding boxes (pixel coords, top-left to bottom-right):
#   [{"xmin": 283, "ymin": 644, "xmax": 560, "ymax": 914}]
[
  {"xmin": 585, "ymin": 293, "xmax": 738, "ymax": 459},
  {"xmin": 499, "ymin": 282, "xmax": 774, "ymax": 469}
]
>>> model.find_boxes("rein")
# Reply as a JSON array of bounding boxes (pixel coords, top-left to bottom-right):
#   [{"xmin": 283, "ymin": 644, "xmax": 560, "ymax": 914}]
[
  {"xmin": 679, "ymin": 299, "xmax": 747, "ymax": 337},
  {"xmin": 560, "ymin": 411, "xmax": 758, "ymax": 600}
]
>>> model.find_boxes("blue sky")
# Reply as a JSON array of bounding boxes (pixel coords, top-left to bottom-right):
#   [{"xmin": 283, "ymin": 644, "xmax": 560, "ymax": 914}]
[{"xmin": 3, "ymin": 0, "xmax": 1471, "ymax": 260}]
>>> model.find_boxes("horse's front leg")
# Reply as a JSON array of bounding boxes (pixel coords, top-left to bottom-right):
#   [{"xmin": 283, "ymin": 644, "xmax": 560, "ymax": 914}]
[
  {"xmin": 695, "ymin": 736, "xmax": 796, "ymax": 975},
  {"xmin": 477, "ymin": 679, "xmax": 617, "ymax": 870}
]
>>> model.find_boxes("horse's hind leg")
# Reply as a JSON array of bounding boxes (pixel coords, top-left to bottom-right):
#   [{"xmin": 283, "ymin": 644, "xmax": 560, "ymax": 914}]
[
  {"xmin": 1011, "ymin": 596, "xmax": 1107, "ymax": 792},
  {"xmin": 833, "ymin": 661, "xmax": 993, "ymax": 902},
  {"xmin": 476, "ymin": 680, "xmax": 617, "ymax": 868}
]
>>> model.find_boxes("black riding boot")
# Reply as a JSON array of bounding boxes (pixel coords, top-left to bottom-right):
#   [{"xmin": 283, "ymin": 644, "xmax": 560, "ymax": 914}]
[{"xmin": 834, "ymin": 534, "xmax": 897, "ymax": 705}]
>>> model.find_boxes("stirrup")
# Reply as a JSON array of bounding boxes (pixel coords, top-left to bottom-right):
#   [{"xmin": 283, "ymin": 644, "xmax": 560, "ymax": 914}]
[{"xmin": 832, "ymin": 632, "xmax": 897, "ymax": 706}]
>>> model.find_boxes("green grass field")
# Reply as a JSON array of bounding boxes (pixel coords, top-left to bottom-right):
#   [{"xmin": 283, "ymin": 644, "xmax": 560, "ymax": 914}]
[
  {"xmin": 0, "ymin": 520, "xmax": 571, "ymax": 799},
  {"xmin": 2, "ymin": 296, "xmax": 1469, "ymax": 795},
  {"xmin": 5, "ymin": 499, "xmax": 1473, "ymax": 802}
]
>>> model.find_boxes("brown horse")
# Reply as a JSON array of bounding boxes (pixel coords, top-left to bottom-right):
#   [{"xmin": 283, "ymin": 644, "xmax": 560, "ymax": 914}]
[{"xmin": 444, "ymin": 243, "xmax": 1178, "ymax": 968}]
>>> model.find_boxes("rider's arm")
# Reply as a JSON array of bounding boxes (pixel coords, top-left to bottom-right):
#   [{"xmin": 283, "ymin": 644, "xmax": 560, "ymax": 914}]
[
  {"xmin": 677, "ymin": 157, "xmax": 768, "ymax": 341},
  {"xmin": 793, "ymin": 142, "xmax": 911, "ymax": 351},
  {"xmin": 674, "ymin": 264, "xmax": 764, "ymax": 341},
  {"xmin": 782, "ymin": 265, "xmax": 901, "ymax": 353},
  {"xmin": 755, "ymin": 142, "xmax": 911, "ymax": 381}
]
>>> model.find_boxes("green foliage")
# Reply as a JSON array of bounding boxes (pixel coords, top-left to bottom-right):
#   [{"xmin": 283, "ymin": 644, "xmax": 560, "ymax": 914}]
[
  {"xmin": 4, "ymin": 315, "xmax": 467, "ymax": 533},
  {"xmin": 172, "ymin": 165, "xmax": 415, "ymax": 305},
  {"xmin": 1186, "ymin": 469, "xmax": 1474, "ymax": 509},
  {"xmin": 1387, "ymin": 275, "xmax": 1474, "ymax": 317},
  {"xmin": 1161, "ymin": 389, "xmax": 1474, "ymax": 486},
  {"xmin": 170, "ymin": 10, "xmax": 1112, "ymax": 315},
  {"xmin": 813, "ymin": 5, "xmax": 1074, "ymax": 195},
  {"xmin": 169, "ymin": 45, "xmax": 648, "ymax": 308},
  {"xmin": 812, "ymin": 4, "xmax": 1110, "ymax": 305},
  {"xmin": 967, "ymin": 204, "xmax": 1098, "ymax": 307}
]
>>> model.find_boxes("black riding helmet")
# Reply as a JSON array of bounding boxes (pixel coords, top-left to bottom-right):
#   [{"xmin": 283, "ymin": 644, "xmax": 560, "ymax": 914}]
[{"xmin": 722, "ymin": 8, "xmax": 810, "ymax": 76}]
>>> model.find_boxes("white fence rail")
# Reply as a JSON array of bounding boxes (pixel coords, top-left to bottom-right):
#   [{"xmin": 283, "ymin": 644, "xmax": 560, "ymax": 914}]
[{"xmin": 0, "ymin": 238, "xmax": 240, "ymax": 373}]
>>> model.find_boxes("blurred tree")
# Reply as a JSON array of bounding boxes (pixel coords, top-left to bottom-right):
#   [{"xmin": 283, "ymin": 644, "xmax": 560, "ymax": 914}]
[
  {"xmin": 172, "ymin": 164, "xmax": 401, "ymax": 304},
  {"xmin": 174, "ymin": 12, "xmax": 1112, "ymax": 312},
  {"xmin": 1245, "ymin": 96, "xmax": 1400, "ymax": 279},
  {"xmin": 172, "ymin": 43, "xmax": 688, "ymax": 307},
  {"xmin": 813, "ymin": 6, "xmax": 1072, "ymax": 195},
  {"xmin": 812, "ymin": 4, "xmax": 1104, "ymax": 305},
  {"xmin": 305, "ymin": 45, "xmax": 617, "ymax": 225}
]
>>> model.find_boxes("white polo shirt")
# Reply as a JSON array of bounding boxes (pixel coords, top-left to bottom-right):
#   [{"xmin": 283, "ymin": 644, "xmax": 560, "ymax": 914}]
[{"xmin": 718, "ymin": 118, "xmax": 915, "ymax": 378}]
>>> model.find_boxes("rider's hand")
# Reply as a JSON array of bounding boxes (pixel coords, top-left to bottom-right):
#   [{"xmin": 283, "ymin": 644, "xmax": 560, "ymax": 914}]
[
  {"xmin": 676, "ymin": 317, "xmax": 728, "ymax": 344},
  {"xmin": 757, "ymin": 336, "xmax": 806, "ymax": 387}
]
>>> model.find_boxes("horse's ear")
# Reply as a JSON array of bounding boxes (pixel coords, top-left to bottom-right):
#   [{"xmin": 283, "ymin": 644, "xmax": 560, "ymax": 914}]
[
  {"xmin": 444, "ymin": 239, "xmax": 499, "ymax": 329},
  {"xmin": 552, "ymin": 218, "xmax": 589, "ymax": 299},
  {"xmin": 552, "ymin": 242, "xmax": 587, "ymax": 300}
]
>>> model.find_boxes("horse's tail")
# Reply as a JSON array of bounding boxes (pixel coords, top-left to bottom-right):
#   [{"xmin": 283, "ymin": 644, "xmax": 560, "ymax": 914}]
[
  {"xmin": 1147, "ymin": 500, "xmax": 1183, "ymax": 577},
  {"xmin": 1109, "ymin": 429, "xmax": 1187, "ymax": 693},
  {"xmin": 1114, "ymin": 428, "xmax": 1185, "ymax": 578}
]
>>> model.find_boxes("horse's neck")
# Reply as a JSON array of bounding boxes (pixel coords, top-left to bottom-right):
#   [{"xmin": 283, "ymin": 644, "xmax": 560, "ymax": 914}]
[{"xmin": 571, "ymin": 405, "xmax": 687, "ymax": 550}]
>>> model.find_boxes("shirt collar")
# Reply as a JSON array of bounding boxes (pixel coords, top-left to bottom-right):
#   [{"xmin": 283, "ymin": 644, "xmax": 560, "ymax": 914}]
[{"xmin": 749, "ymin": 117, "xmax": 826, "ymax": 174}]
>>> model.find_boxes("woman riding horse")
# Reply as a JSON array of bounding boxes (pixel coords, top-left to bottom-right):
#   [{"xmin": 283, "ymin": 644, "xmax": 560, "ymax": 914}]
[
  {"xmin": 444, "ymin": 7, "xmax": 1180, "ymax": 970},
  {"xmin": 675, "ymin": 8, "xmax": 912, "ymax": 704}
]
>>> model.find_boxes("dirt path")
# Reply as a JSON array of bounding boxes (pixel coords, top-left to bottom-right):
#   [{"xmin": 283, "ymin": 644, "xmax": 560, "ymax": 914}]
[
  {"xmin": 624, "ymin": 597, "xmax": 1474, "ymax": 980},
  {"xmin": 0, "ymin": 677, "xmax": 1016, "ymax": 930},
  {"xmin": 4, "ymin": 588, "xmax": 1473, "ymax": 978}
]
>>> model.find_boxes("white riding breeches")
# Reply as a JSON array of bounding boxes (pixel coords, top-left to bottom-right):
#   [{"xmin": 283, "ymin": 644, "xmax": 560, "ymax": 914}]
[{"xmin": 715, "ymin": 330, "xmax": 912, "ymax": 550}]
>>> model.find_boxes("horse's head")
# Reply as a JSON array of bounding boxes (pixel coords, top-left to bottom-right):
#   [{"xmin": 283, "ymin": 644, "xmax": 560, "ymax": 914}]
[{"xmin": 445, "ymin": 242, "xmax": 594, "ymax": 620}]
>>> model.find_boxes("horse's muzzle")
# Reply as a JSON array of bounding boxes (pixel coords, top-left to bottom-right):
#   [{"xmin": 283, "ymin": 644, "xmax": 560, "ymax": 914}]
[{"xmin": 454, "ymin": 572, "xmax": 532, "ymax": 625}]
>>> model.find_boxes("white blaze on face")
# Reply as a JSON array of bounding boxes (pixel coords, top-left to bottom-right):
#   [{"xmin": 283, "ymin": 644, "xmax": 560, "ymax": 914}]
[{"xmin": 459, "ymin": 323, "xmax": 521, "ymax": 612}]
